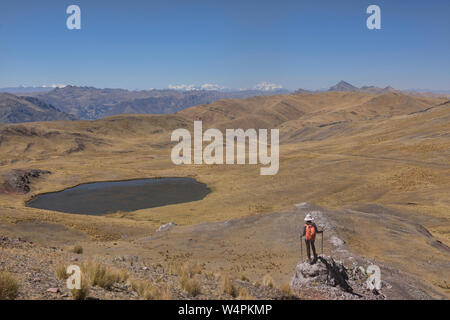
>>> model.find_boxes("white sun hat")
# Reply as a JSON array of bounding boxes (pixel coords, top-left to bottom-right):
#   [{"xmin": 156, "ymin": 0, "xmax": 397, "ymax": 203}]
[{"xmin": 304, "ymin": 213, "xmax": 314, "ymax": 221}]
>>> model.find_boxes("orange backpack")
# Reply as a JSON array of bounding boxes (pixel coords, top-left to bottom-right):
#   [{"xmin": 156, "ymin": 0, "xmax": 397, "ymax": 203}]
[{"xmin": 305, "ymin": 224, "xmax": 316, "ymax": 241}]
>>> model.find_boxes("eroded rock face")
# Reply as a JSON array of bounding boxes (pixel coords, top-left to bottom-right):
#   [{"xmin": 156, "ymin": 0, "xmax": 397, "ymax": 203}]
[
  {"xmin": 1, "ymin": 169, "xmax": 51, "ymax": 194},
  {"xmin": 291, "ymin": 256, "xmax": 351, "ymax": 290}
]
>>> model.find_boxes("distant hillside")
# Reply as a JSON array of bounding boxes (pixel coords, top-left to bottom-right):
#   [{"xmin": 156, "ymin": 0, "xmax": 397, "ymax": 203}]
[
  {"xmin": 0, "ymin": 93, "xmax": 76, "ymax": 123},
  {"xmin": 178, "ymin": 91, "xmax": 445, "ymax": 131},
  {"xmin": 26, "ymin": 86, "xmax": 154, "ymax": 119},
  {"xmin": 27, "ymin": 86, "xmax": 290, "ymax": 120},
  {"xmin": 104, "ymin": 94, "xmax": 217, "ymax": 116}
]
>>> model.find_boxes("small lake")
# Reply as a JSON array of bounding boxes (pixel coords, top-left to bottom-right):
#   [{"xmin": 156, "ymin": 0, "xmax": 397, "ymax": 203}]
[{"xmin": 26, "ymin": 177, "xmax": 211, "ymax": 215}]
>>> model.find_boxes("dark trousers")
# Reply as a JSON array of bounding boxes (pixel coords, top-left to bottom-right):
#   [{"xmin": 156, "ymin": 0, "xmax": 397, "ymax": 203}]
[{"xmin": 305, "ymin": 239, "xmax": 317, "ymax": 260}]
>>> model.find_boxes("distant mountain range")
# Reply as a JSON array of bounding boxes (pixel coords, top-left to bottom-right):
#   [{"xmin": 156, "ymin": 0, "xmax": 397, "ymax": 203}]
[
  {"xmin": 20, "ymin": 86, "xmax": 289, "ymax": 120},
  {"xmin": 0, "ymin": 86, "xmax": 59, "ymax": 94},
  {"xmin": 0, "ymin": 93, "xmax": 76, "ymax": 123},
  {"xmin": 0, "ymin": 82, "xmax": 447, "ymax": 124}
]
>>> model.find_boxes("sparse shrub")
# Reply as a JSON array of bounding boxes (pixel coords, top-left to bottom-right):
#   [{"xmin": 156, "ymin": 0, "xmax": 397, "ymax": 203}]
[
  {"xmin": 83, "ymin": 261, "xmax": 128, "ymax": 290},
  {"xmin": 181, "ymin": 262, "xmax": 202, "ymax": 278},
  {"xmin": 189, "ymin": 263, "xmax": 203, "ymax": 276},
  {"xmin": 168, "ymin": 261, "xmax": 182, "ymax": 275},
  {"xmin": 180, "ymin": 273, "xmax": 189, "ymax": 291},
  {"xmin": 131, "ymin": 280, "xmax": 145, "ymax": 296},
  {"xmin": 180, "ymin": 274, "xmax": 201, "ymax": 297},
  {"xmin": 55, "ymin": 264, "xmax": 69, "ymax": 280},
  {"xmin": 72, "ymin": 245, "xmax": 83, "ymax": 254},
  {"xmin": 262, "ymin": 274, "xmax": 274, "ymax": 288},
  {"xmin": 160, "ymin": 284, "xmax": 173, "ymax": 300},
  {"xmin": 221, "ymin": 275, "xmax": 238, "ymax": 298},
  {"xmin": 203, "ymin": 271, "xmax": 215, "ymax": 281},
  {"xmin": 131, "ymin": 280, "xmax": 160, "ymax": 300},
  {"xmin": 240, "ymin": 274, "xmax": 249, "ymax": 282},
  {"xmin": 237, "ymin": 287, "xmax": 254, "ymax": 300},
  {"xmin": 70, "ymin": 276, "xmax": 89, "ymax": 300},
  {"xmin": 0, "ymin": 271, "xmax": 19, "ymax": 300},
  {"xmin": 117, "ymin": 269, "xmax": 129, "ymax": 282},
  {"xmin": 280, "ymin": 282, "xmax": 294, "ymax": 298},
  {"xmin": 170, "ymin": 261, "xmax": 203, "ymax": 297}
]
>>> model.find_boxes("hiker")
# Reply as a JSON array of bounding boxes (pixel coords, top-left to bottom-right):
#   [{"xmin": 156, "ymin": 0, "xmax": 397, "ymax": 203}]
[{"xmin": 301, "ymin": 213, "xmax": 323, "ymax": 264}]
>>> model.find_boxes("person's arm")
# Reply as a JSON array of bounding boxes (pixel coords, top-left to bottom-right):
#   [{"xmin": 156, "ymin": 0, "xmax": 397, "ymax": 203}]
[
  {"xmin": 301, "ymin": 225, "xmax": 306, "ymax": 238},
  {"xmin": 314, "ymin": 223, "xmax": 323, "ymax": 233}
]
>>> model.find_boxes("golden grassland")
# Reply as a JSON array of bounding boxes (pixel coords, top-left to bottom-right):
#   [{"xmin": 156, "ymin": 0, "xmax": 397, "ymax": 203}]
[{"xmin": 0, "ymin": 92, "xmax": 449, "ymax": 297}]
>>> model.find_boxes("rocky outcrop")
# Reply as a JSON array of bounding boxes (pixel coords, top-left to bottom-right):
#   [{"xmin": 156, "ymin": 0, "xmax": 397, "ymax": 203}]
[
  {"xmin": 290, "ymin": 256, "xmax": 384, "ymax": 300},
  {"xmin": 1, "ymin": 169, "xmax": 51, "ymax": 194}
]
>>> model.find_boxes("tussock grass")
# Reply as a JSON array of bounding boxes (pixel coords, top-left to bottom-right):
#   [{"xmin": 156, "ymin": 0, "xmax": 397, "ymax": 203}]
[
  {"xmin": 280, "ymin": 282, "xmax": 295, "ymax": 298},
  {"xmin": 131, "ymin": 279, "xmax": 160, "ymax": 300},
  {"xmin": 70, "ymin": 276, "xmax": 89, "ymax": 300},
  {"xmin": 170, "ymin": 261, "xmax": 203, "ymax": 296},
  {"xmin": 180, "ymin": 273, "xmax": 201, "ymax": 297},
  {"xmin": 160, "ymin": 284, "xmax": 173, "ymax": 300},
  {"xmin": 0, "ymin": 271, "xmax": 19, "ymax": 300},
  {"xmin": 83, "ymin": 261, "xmax": 128, "ymax": 290},
  {"xmin": 167, "ymin": 262, "xmax": 181, "ymax": 275},
  {"xmin": 237, "ymin": 287, "xmax": 254, "ymax": 300},
  {"xmin": 262, "ymin": 274, "xmax": 274, "ymax": 288},
  {"xmin": 203, "ymin": 271, "xmax": 215, "ymax": 281},
  {"xmin": 221, "ymin": 275, "xmax": 238, "ymax": 298},
  {"xmin": 168, "ymin": 261, "xmax": 202, "ymax": 277},
  {"xmin": 240, "ymin": 274, "xmax": 249, "ymax": 282},
  {"xmin": 181, "ymin": 262, "xmax": 202, "ymax": 278},
  {"xmin": 55, "ymin": 264, "xmax": 69, "ymax": 280}
]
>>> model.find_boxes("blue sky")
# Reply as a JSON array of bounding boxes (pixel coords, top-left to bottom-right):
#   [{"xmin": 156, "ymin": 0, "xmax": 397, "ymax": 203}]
[{"xmin": 0, "ymin": 0, "xmax": 449, "ymax": 90}]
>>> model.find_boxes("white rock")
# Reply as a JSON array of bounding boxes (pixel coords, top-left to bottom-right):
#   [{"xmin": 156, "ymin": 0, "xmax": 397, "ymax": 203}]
[
  {"xmin": 156, "ymin": 222, "xmax": 177, "ymax": 232},
  {"xmin": 295, "ymin": 202, "xmax": 309, "ymax": 208}
]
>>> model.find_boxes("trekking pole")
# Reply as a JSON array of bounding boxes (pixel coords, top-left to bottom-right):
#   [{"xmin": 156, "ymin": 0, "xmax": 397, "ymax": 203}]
[
  {"xmin": 300, "ymin": 236, "xmax": 303, "ymax": 261},
  {"xmin": 321, "ymin": 232, "xmax": 324, "ymax": 256}
]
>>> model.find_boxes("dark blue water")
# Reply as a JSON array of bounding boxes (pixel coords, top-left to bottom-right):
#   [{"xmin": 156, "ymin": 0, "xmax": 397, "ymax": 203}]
[{"xmin": 27, "ymin": 177, "xmax": 210, "ymax": 215}]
